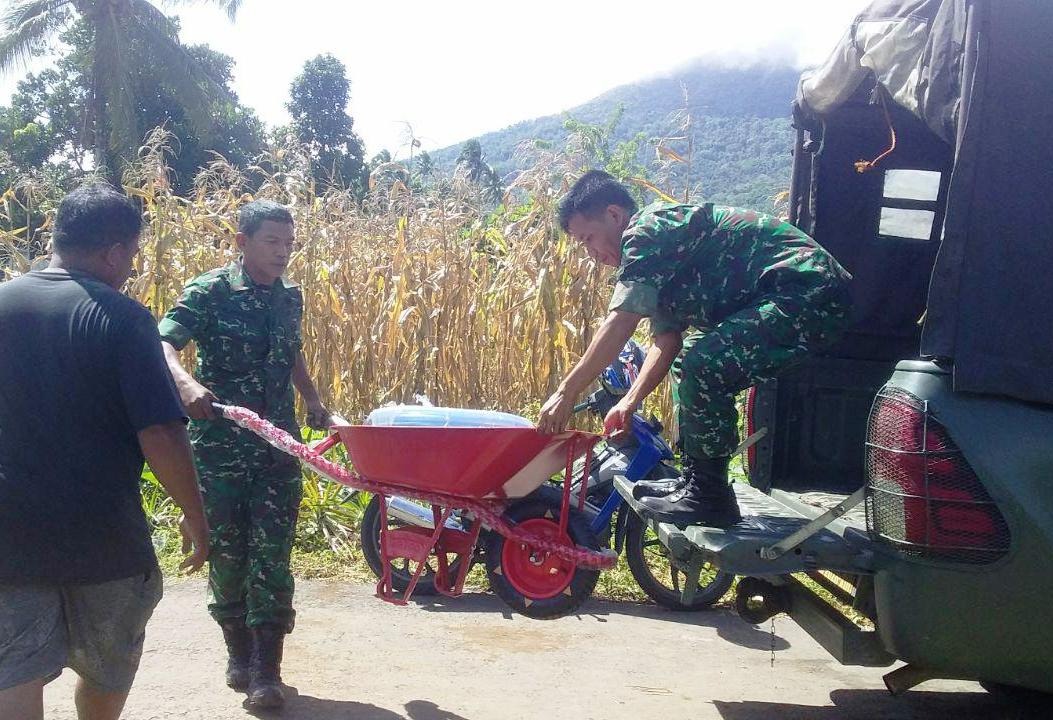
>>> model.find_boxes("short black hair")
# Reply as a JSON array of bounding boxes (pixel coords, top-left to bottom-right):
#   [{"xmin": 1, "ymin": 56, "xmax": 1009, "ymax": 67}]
[
  {"xmin": 52, "ymin": 184, "xmax": 142, "ymax": 253},
  {"xmin": 238, "ymin": 200, "xmax": 294, "ymax": 237},
  {"xmin": 558, "ymin": 170, "xmax": 637, "ymax": 232}
]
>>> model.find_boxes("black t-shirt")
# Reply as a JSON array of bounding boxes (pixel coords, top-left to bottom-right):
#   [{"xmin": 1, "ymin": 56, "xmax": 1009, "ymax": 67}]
[{"xmin": 0, "ymin": 270, "xmax": 187, "ymax": 583}]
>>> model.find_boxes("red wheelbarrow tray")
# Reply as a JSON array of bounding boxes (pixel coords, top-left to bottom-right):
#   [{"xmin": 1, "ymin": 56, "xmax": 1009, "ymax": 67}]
[{"xmin": 331, "ymin": 425, "xmax": 600, "ymax": 500}]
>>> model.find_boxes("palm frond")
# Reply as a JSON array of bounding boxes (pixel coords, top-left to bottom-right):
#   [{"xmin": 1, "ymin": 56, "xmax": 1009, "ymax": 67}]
[
  {"xmin": 0, "ymin": 0, "xmax": 72, "ymax": 74},
  {"xmin": 213, "ymin": 0, "xmax": 243, "ymax": 22},
  {"xmin": 93, "ymin": 5, "xmax": 137, "ymax": 167},
  {"xmin": 128, "ymin": 0, "xmax": 234, "ymax": 136},
  {"xmin": 164, "ymin": 0, "xmax": 243, "ymax": 22},
  {"xmin": 128, "ymin": 0, "xmax": 182, "ymax": 40}
]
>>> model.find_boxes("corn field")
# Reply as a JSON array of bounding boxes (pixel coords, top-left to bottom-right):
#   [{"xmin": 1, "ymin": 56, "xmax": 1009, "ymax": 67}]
[
  {"xmin": 1, "ymin": 134, "xmax": 766, "ymax": 560},
  {"xmin": 0, "ymin": 131, "xmax": 674, "ymax": 428}
]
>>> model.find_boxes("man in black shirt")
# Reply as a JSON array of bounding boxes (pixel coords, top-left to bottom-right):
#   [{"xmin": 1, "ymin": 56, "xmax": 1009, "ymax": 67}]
[{"xmin": 0, "ymin": 184, "xmax": 209, "ymax": 720}]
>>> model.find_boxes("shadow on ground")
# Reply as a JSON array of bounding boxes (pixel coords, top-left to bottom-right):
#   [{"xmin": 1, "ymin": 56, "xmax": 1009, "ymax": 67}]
[
  {"xmin": 410, "ymin": 590, "xmax": 789, "ymax": 652},
  {"xmin": 714, "ymin": 688, "xmax": 1052, "ymax": 720},
  {"xmin": 245, "ymin": 687, "xmax": 472, "ymax": 720}
]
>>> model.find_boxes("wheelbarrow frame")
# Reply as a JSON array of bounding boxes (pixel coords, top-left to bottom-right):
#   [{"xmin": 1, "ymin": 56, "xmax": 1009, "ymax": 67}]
[{"xmin": 303, "ymin": 424, "xmax": 604, "ymax": 606}]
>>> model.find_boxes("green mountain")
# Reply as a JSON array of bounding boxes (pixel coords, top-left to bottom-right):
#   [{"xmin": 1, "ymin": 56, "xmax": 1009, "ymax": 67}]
[{"xmin": 428, "ymin": 62, "xmax": 802, "ymax": 211}]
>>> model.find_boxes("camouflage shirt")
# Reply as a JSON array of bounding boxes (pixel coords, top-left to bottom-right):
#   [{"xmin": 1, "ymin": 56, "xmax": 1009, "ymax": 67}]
[
  {"xmin": 609, "ymin": 202, "xmax": 851, "ymax": 335},
  {"xmin": 158, "ymin": 261, "xmax": 303, "ymax": 429}
]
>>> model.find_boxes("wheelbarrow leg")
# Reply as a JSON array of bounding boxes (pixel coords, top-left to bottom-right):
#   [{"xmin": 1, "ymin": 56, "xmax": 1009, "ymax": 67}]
[
  {"xmin": 375, "ymin": 495, "xmax": 405, "ymax": 605},
  {"xmin": 434, "ymin": 515, "xmax": 484, "ymax": 598},
  {"xmin": 432, "ymin": 506, "xmax": 451, "ymax": 593},
  {"xmin": 375, "ymin": 497, "xmax": 450, "ymax": 606}
]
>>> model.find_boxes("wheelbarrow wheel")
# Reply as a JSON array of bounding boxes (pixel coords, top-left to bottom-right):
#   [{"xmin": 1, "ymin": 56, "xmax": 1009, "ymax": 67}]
[
  {"xmin": 484, "ymin": 486, "xmax": 601, "ymax": 619},
  {"xmin": 624, "ymin": 511, "xmax": 734, "ymax": 610},
  {"xmin": 360, "ymin": 495, "xmax": 465, "ymax": 597}
]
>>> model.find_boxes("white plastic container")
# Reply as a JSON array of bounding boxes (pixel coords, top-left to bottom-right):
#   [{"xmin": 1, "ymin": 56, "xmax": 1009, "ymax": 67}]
[{"xmin": 365, "ymin": 405, "xmax": 534, "ymax": 429}]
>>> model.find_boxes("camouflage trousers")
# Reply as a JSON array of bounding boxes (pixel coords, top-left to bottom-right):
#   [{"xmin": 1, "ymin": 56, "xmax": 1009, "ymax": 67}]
[
  {"xmin": 671, "ymin": 288, "xmax": 850, "ymax": 460},
  {"xmin": 191, "ymin": 421, "xmax": 302, "ymax": 633}
]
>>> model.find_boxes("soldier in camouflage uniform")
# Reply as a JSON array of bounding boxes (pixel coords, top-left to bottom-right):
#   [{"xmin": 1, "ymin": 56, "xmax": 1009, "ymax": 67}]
[
  {"xmin": 538, "ymin": 170, "xmax": 851, "ymax": 527},
  {"xmin": 159, "ymin": 200, "xmax": 331, "ymax": 709}
]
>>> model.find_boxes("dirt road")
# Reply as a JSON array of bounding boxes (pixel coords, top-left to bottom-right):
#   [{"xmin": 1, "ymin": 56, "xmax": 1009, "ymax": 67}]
[{"xmin": 42, "ymin": 578, "xmax": 1020, "ymax": 719}]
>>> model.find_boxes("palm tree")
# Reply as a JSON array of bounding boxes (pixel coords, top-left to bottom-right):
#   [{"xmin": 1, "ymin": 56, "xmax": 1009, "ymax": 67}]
[
  {"xmin": 0, "ymin": 0, "xmax": 244, "ymax": 177},
  {"xmin": 415, "ymin": 150, "xmax": 432, "ymax": 177},
  {"xmin": 455, "ymin": 139, "xmax": 486, "ymax": 182},
  {"xmin": 455, "ymin": 139, "xmax": 503, "ymax": 205}
]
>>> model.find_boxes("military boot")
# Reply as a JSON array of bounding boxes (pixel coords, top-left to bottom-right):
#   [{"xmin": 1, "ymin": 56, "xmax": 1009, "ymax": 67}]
[
  {"xmin": 247, "ymin": 624, "xmax": 286, "ymax": 709},
  {"xmin": 219, "ymin": 618, "xmax": 252, "ymax": 691},
  {"xmin": 631, "ymin": 475, "xmax": 687, "ymax": 500},
  {"xmin": 637, "ymin": 456, "xmax": 741, "ymax": 528}
]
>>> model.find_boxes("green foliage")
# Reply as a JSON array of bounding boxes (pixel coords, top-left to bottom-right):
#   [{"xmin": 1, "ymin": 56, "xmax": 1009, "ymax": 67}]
[
  {"xmin": 0, "ymin": 3, "xmax": 254, "ymax": 181},
  {"xmin": 297, "ymin": 475, "xmax": 368, "ymax": 552},
  {"xmin": 563, "ymin": 105, "xmax": 647, "ymax": 178},
  {"xmin": 455, "ymin": 139, "xmax": 502, "ymax": 205},
  {"xmin": 415, "ymin": 150, "xmax": 434, "ymax": 180},
  {"xmin": 140, "ymin": 467, "xmax": 180, "ymax": 531},
  {"xmin": 287, "ymin": 53, "xmax": 367, "ymax": 194},
  {"xmin": 295, "ymin": 428, "xmax": 370, "ymax": 552},
  {"xmin": 368, "ymin": 149, "xmax": 392, "ymax": 169},
  {"xmin": 563, "ymin": 105, "xmax": 651, "ymax": 205},
  {"xmin": 126, "ymin": 38, "xmax": 265, "ymax": 193}
]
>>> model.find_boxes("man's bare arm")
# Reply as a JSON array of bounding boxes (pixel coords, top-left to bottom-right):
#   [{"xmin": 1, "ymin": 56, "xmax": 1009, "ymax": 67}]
[
  {"xmin": 537, "ymin": 310, "xmax": 643, "ymax": 434},
  {"xmin": 162, "ymin": 341, "xmax": 217, "ymax": 420},
  {"xmin": 138, "ymin": 421, "xmax": 209, "ymax": 572}
]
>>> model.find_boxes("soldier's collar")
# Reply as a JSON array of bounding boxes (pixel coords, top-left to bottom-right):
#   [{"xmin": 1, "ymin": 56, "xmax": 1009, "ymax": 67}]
[{"xmin": 228, "ymin": 260, "xmax": 299, "ymax": 292}]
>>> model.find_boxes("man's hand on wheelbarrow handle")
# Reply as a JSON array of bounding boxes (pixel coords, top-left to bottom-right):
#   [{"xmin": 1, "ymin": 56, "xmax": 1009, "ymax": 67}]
[
  {"xmin": 306, "ymin": 400, "xmax": 335, "ymax": 431},
  {"xmin": 178, "ymin": 378, "xmax": 219, "ymax": 420},
  {"xmin": 603, "ymin": 400, "xmax": 635, "ymax": 441}
]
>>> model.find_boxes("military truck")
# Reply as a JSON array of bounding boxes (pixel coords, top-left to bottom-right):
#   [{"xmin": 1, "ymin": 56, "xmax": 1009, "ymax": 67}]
[{"xmin": 617, "ymin": 0, "xmax": 1053, "ymax": 696}]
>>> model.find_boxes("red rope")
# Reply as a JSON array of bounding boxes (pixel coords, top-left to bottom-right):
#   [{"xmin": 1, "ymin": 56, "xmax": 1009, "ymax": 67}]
[{"xmin": 216, "ymin": 404, "xmax": 617, "ymax": 570}]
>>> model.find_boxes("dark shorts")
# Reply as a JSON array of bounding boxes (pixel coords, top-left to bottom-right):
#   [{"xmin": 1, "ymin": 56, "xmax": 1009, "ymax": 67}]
[{"xmin": 0, "ymin": 570, "xmax": 163, "ymax": 692}]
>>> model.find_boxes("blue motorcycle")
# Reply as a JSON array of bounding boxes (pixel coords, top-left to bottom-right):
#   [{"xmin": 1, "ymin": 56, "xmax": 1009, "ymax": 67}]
[
  {"xmin": 361, "ymin": 340, "xmax": 733, "ymax": 610},
  {"xmin": 568, "ymin": 340, "xmax": 733, "ymax": 610}
]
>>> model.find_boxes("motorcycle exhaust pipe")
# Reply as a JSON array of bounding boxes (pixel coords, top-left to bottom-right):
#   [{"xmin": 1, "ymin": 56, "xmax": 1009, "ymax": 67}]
[
  {"xmin": 305, "ymin": 460, "xmax": 458, "ymax": 531},
  {"xmin": 383, "ymin": 496, "xmax": 466, "ymax": 531},
  {"xmin": 385, "ymin": 496, "xmax": 438, "ymax": 528}
]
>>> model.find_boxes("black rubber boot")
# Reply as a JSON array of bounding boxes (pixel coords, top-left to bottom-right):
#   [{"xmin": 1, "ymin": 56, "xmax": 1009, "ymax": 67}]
[
  {"xmin": 631, "ymin": 476, "xmax": 687, "ymax": 500},
  {"xmin": 247, "ymin": 624, "xmax": 286, "ymax": 709},
  {"xmin": 637, "ymin": 456, "xmax": 741, "ymax": 528},
  {"xmin": 220, "ymin": 618, "xmax": 252, "ymax": 691}
]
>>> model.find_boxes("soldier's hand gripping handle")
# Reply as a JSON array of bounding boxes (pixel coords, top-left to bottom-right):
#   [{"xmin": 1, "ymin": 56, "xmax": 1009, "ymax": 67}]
[{"xmin": 306, "ymin": 401, "xmax": 335, "ymax": 431}]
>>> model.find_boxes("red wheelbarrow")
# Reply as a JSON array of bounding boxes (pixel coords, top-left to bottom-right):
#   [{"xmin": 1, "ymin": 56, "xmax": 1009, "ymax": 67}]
[{"xmin": 216, "ymin": 405, "xmax": 617, "ymax": 619}]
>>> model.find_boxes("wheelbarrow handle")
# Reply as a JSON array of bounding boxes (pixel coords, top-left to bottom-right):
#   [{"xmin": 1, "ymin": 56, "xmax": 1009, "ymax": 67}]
[
  {"xmin": 310, "ymin": 433, "xmax": 342, "ymax": 455},
  {"xmin": 212, "ymin": 402, "xmax": 342, "ymax": 454}
]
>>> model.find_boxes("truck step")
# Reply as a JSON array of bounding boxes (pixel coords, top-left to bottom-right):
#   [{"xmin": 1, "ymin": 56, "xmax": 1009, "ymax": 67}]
[{"xmin": 614, "ymin": 478, "xmax": 875, "ymax": 576}]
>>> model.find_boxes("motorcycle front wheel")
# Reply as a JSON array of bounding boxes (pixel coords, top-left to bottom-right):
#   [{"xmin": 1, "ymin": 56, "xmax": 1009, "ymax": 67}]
[{"xmin": 624, "ymin": 511, "xmax": 734, "ymax": 610}]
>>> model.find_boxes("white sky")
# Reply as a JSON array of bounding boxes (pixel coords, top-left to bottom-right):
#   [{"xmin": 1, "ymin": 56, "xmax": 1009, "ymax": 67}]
[{"xmin": 2, "ymin": 0, "xmax": 871, "ymax": 158}]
